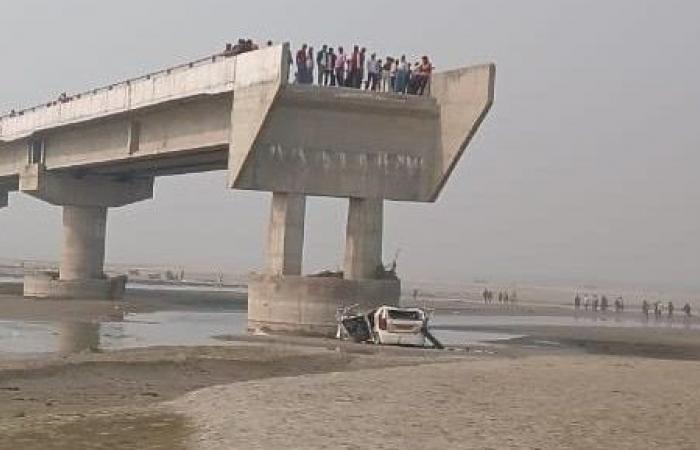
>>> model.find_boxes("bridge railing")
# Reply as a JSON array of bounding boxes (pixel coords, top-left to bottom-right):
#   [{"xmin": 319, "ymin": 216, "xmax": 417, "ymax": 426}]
[{"xmin": 0, "ymin": 44, "xmax": 287, "ymax": 141}]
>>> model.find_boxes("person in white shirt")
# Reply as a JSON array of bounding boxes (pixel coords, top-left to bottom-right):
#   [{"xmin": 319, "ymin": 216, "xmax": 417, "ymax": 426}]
[
  {"xmin": 381, "ymin": 57, "xmax": 394, "ymax": 92},
  {"xmin": 365, "ymin": 53, "xmax": 380, "ymax": 91},
  {"xmin": 305, "ymin": 47, "xmax": 315, "ymax": 84},
  {"xmin": 335, "ymin": 47, "xmax": 347, "ymax": 87}
]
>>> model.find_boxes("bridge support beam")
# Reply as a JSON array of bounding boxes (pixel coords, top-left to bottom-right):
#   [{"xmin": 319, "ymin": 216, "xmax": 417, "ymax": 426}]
[
  {"xmin": 265, "ymin": 192, "xmax": 305, "ymax": 276},
  {"xmin": 247, "ymin": 193, "xmax": 399, "ymax": 337},
  {"xmin": 344, "ymin": 198, "xmax": 383, "ymax": 280},
  {"xmin": 60, "ymin": 206, "xmax": 108, "ymax": 281},
  {"xmin": 20, "ymin": 164, "xmax": 152, "ymax": 300}
]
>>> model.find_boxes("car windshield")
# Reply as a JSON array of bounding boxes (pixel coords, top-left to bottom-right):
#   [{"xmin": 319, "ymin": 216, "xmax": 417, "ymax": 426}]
[{"xmin": 387, "ymin": 309, "xmax": 422, "ymax": 321}]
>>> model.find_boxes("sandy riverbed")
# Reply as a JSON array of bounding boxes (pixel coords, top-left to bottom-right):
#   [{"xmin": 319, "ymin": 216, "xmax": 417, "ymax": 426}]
[
  {"xmin": 1, "ymin": 287, "xmax": 699, "ymax": 449},
  {"xmin": 173, "ymin": 355, "xmax": 700, "ymax": 450}
]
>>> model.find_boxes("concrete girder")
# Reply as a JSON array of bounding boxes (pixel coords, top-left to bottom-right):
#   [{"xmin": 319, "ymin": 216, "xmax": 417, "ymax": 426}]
[
  {"xmin": 429, "ymin": 64, "xmax": 496, "ymax": 201},
  {"xmin": 19, "ymin": 163, "xmax": 153, "ymax": 207},
  {"xmin": 228, "ymin": 58, "xmax": 494, "ymax": 203}
]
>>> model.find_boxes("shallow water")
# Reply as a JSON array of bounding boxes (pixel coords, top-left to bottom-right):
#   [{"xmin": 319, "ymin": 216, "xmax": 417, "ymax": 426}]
[
  {"xmin": 0, "ymin": 310, "xmax": 530, "ymax": 358},
  {"xmin": 0, "ymin": 311, "xmax": 247, "ymax": 358},
  {"xmin": 432, "ymin": 312, "xmax": 699, "ymax": 330},
  {"xmin": 0, "ymin": 304, "xmax": 697, "ymax": 359},
  {"xmin": 128, "ymin": 282, "xmax": 247, "ymax": 294}
]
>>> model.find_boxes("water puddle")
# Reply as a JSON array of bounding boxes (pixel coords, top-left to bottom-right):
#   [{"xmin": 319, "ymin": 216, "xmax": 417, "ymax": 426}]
[
  {"xmin": 3, "ymin": 412, "xmax": 191, "ymax": 450},
  {"xmin": 431, "ymin": 329, "xmax": 524, "ymax": 347}
]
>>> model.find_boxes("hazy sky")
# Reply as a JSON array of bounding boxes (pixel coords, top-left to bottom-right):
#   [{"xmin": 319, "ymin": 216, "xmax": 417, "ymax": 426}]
[{"xmin": 1, "ymin": 0, "xmax": 698, "ymax": 289}]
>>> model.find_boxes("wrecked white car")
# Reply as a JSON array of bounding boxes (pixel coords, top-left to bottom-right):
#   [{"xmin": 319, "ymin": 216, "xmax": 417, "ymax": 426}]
[{"xmin": 336, "ymin": 305, "xmax": 443, "ymax": 348}]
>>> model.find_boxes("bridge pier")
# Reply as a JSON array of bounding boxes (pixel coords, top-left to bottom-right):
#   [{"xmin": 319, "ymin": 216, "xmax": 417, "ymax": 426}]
[
  {"xmin": 248, "ymin": 194, "xmax": 399, "ymax": 336},
  {"xmin": 265, "ymin": 192, "xmax": 305, "ymax": 276},
  {"xmin": 20, "ymin": 164, "xmax": 153, "ymax": 300},
  {"xmin": 344, "ymin": 198, "xmax": 384, "ymax": 280},
  {"xmin": 60, "ymin": 206, "xmax": 108, "ymax": 281}
]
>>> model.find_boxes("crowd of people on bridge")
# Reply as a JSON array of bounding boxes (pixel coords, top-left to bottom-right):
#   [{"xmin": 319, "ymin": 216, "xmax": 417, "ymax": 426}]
[
  {"xmin": 223, "ymin": 38, "xmax": 274, "ymax": 56},
  {"xmin": 292, "ymin": 44, "xmax": 434, "ymax": 95},
  {"xmin": 221, "ymin": 39, "xmax": 435, "ymax": 96},
  {"xmin": 574, "ymin": 293, "xmax": 692, "ymax": 319}
]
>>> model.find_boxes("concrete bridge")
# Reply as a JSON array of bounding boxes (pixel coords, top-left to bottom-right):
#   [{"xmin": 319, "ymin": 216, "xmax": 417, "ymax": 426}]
[{"xmin": 0, "ymin": 44, "xmax": 495, "ymax": 335}]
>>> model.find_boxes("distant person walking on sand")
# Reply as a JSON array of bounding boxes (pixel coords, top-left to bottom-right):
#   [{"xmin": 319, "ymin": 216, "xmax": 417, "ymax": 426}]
[
  {"xmin": 653, "ymin": 302, "xmax": 662, "ymax": 319},
  {"xmin": 683, "ymin": 303, "xmax": 692, "ymax": 317},
  {"xmin": 574, "ymin": 294, "xmax": 581, "ymax": 309},
  {"xmin": 592, "ymin": 296, "xmax": 599, "ymax": 312},
  {"xmin": 601, "ymin": 295, "xmax": 609, "ymax": 312},
  {"xmin": 642, "ymin": 300, "xmax": 650, "ymax": 317},
  {"xmin": 483, "ymin": 289, "xmax": 489, "ymax": 304},
  {"xmin": 668, "ymin": 301, "xmax": 675, "ymax": 317},
  {"xmin": 584, "ymin": 295, "xmax": 590, "ymax": 311}
]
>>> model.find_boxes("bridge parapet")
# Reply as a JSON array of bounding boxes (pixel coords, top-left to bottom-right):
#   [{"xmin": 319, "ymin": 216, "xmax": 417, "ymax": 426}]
[{"xmin": 0, "ymin": 45, "xmax": 288, "ymax": 142}]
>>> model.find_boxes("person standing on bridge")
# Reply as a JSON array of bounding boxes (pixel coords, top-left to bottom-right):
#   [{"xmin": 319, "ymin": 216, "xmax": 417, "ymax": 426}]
[
  {"xmin": 416, "ymin": 56, "xmax": 433, "ymax": 95},
  {"xmin": 306, "ymin": 47, "xmax": 315, "ymax": 84},
  {"xmin": 316, "ymin": 45, "xmax": 328, "ymax": 86},
  {"xmin": 295, "ymin": 44, "xmax": 308, "ymax": 84},
  {"xmin": 357, "ymin": 47, "xmax": 367, "ymax": 88},
  {"xmin": 335, "ymin": 47, "xmax": 346, "ymax": 87},
  {"xmin": 349, "ymin": 46, "xmax": 360, "ymax": 88},
  {"xmin": 395, "ymin": 55, "xmax": 409, "ymax": 93},
  {"xmin": 381, "ymin": 57, "xmax": 394, "ymax": 92},
  {"xmin": 325, "ymin": 48, "xmax": 336, "ymax": 86},
  {"xmin": 366, "ymin": 53, "xmax": 380, "ymax": 91}
]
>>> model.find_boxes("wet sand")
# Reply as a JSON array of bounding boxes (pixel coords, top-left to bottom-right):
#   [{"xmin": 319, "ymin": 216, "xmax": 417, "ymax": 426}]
[{"xmin": 173, "ymin": 355, "xmax": 700, "ymax": 450}]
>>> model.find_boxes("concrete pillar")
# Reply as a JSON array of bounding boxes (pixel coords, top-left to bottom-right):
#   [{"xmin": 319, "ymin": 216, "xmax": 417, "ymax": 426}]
[
  {"xmin": 60, "ymin": 205, "xmax": 108, "ymax": 281},
  {"xmin": 266, "ymin": 192, "xmax": 306, "ymax": 276},
  {"xmin": 344, "ymin": 198, "xmax": 383, "ymax": 280}
]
